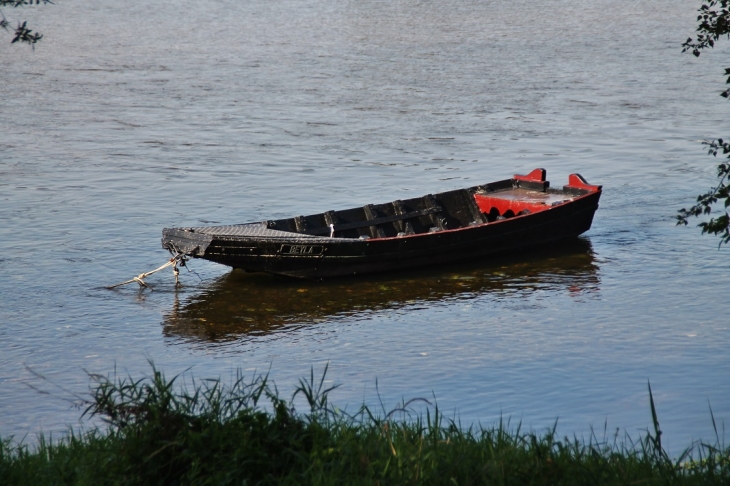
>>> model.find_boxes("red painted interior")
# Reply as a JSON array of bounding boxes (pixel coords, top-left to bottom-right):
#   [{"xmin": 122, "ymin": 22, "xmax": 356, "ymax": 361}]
[
  {"xmin": 472, "ymin": 172, "xmax": 600, "ymax": 220},
  {"xmin": 473, "ymin": 194, "xmax": 551, "ymax": 216},
  {"xmin": 513, "ymin": 168, "xmax": 546, "ymax": 182}
]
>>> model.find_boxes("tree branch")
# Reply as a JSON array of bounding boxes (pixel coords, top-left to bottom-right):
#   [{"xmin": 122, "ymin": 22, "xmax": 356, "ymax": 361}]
[
  {"xmin": 677, "ymin": 1, "xmax": 730, "ymax": 247},
  {"xmin": 0, "ymin": 0, "xmax": 53, "ymax": 47}
]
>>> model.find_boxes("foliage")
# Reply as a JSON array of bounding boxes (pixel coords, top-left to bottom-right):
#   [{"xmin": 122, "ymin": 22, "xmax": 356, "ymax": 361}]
[
  {"xmin": 0, "ymin": 0, "xmax": 53, "ymax": 47},
  {"xmin": 683, "ymin": 2, "xmax": 730, "ymax": 51},
  {"xmin": 678, "ymin": 140, "xmax": 730, "ymax": 245},
  {"xmin": 1, "ymin": 365, "xmax": 729, "ymax": 485},
  {"xmin": 677, "ymin": 1, "xmax": 730, "ymax": 245}
]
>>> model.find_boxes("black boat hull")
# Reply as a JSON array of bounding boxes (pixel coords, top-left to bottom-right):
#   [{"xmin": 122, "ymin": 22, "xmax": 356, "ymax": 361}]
[{"xmin": 162, "ymin": 170, "xmax": 601, "ymax": 278}]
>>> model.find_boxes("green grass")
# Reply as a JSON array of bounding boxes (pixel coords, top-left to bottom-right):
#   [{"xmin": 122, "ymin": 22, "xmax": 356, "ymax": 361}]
[{"xmin": 1, "ymin": 364, "xmax": 728, "ymax": 485}]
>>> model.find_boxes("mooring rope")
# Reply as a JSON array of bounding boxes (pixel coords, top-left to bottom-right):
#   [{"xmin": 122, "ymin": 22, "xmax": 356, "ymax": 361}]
[{"xmin": 106, "ymin": 253, "xmax": 188, "ymax": 290}]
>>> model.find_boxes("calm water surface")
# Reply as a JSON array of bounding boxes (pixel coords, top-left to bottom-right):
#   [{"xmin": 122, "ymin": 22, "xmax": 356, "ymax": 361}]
[{"xmin": 1, "ymin": 0, "xmax": 729, "ymax": 454}]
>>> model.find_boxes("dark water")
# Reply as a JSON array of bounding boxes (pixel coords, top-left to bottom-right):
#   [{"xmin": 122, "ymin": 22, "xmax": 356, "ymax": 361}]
[{"xmin": 1, "ymin": 0, "xmax": 729, "ymax": 454}]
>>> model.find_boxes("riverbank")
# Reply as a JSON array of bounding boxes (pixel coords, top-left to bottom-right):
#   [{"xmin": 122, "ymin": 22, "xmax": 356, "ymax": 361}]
[{"xmin": 1, "ymin": 366, "xmax": 727, "ymax": 485}]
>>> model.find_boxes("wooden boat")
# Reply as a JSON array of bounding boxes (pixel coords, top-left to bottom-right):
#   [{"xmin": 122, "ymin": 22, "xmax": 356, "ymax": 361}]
[{"xmin": 162, "ymin": 169, "xmax": 601, "ymax": 279}]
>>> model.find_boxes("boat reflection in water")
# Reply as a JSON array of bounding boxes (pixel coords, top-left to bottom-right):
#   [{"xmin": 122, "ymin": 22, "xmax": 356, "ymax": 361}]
[{"xmin": 163, "ymin": 239, "xmax": 600, "ymax": 344}]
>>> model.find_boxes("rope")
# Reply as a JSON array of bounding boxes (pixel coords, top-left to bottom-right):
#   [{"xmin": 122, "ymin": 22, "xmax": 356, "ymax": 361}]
[{"xmin": 107, "ymin": 253, "xmax": 187, "ymax": 290}]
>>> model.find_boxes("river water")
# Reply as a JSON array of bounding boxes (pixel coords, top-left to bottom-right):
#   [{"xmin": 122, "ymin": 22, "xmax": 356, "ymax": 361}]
[{"xmin": 1, "ymin": 0, "xmax": 728, "ymax": 454}]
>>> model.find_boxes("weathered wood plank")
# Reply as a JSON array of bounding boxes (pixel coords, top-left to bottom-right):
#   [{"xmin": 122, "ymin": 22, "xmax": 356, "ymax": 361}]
[
  {"xmin": 305, "ymin": 206, "xmax": 440, "ymax": 236},
  {"xmin": 363, "ymin": 204, "xmax": 387, "ymax": 238}
]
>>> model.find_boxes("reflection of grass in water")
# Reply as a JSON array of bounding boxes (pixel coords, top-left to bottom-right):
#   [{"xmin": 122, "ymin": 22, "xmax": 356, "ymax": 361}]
[
  {"xmin": 2, "ymin": 364, "xmax": 728, "ymax": 484},
  {"xmin": 162, "ymin": 239, "xmax": 601, "ymax": 342}
]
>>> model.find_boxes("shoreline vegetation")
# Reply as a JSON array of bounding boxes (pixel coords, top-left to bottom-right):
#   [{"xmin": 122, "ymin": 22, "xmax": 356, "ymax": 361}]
[{"xmin": 1, "ymin": 365, "xmax": 728, "ymax": 485}]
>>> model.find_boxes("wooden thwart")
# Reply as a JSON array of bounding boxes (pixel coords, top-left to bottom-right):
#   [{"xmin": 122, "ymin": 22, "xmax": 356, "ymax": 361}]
[
  {"xmin": 363, "ymin": 204, "xmax": 387, "ymax": 238},
  {"xmin": 306, "ymin": 205, "xmax": 441, "ymax": 236}
]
